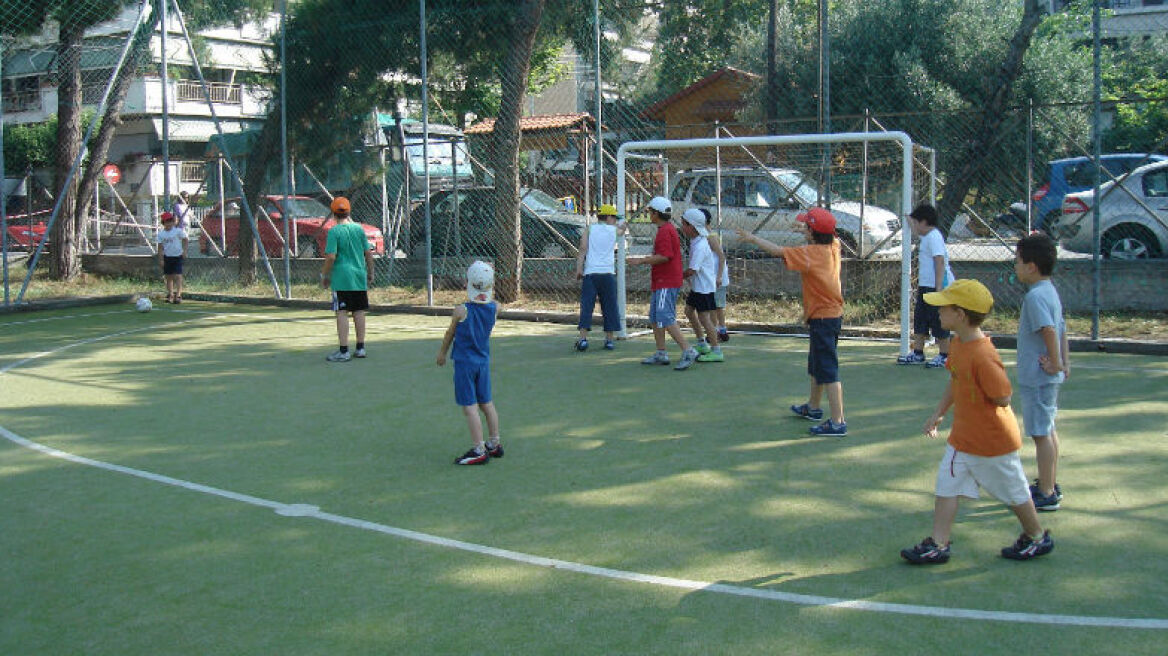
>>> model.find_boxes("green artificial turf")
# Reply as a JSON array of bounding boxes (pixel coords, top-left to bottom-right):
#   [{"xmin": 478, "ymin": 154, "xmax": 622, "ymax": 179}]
[{"xmin": 2, "ymin": 301, "xmax": 1166, "ymax": 654}]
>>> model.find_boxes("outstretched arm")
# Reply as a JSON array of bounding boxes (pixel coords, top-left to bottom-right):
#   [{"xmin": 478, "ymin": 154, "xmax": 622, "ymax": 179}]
[{"xmin": 734, "ymin": 229, "xmax": 784, "ymax": 258}]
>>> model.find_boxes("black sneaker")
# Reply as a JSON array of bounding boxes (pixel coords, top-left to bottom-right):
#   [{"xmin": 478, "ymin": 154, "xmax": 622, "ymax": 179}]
[
  {"xmin": 901, "ymin": 537, "xmax": 951, "ymax": 564},
  {"xmin": 575, "ymin": 338, "xmax": 589, "ymax": 352},
  {"xmin": 1030, "ymin": 479, "xmax": 1063, "ymax": 502},
  {"xmin": 717, "ymin": 329, "xmax": 729, "ymax": 343},
  {"xmin": 1001, "ymin": 530, "xmax": 1054, "ymax": 560},
  {"xmin": 1032, "ymin": 490, "xmax": 1060, "ymax": 512},
  {"xmin": 486, "ymin": 442, "xmax": 504, "ymax": 459},
  {"xmin": 454, "ymin": 448, "xmax": 489, "ymax": 465}
]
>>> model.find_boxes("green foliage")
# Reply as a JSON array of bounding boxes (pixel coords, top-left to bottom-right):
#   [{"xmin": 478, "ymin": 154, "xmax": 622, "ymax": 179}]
[
  {"xmin": 1102, "ymin": 35, "xmax": 1168, "ymax": 153},
  {"xmin": 649, "ymin": 0, "xmax": 769, "ymax": 99},
  {"xmin": 3, "ymin": 118, "xmax": 58, "ymax": 173}
]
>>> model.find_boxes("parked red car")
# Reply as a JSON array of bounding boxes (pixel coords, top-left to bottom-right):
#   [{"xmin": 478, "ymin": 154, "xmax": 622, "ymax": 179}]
[
  {"xmin": 4, "ymin": 216, "xmax": 48, "ymax": 251},
  {"xmin": 198, "ymin": 195, "xmax": 384, "ymax": 257}
]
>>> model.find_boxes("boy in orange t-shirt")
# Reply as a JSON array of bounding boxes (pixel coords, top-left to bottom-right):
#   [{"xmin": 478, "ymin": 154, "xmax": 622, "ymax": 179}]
[
  {"xmin": 735, "ymin": 207, "xmax": 847, "ymax": 436},
  {"xmin": 900, "ymin": 279, "xmax": 1054, "ymax": 565}
]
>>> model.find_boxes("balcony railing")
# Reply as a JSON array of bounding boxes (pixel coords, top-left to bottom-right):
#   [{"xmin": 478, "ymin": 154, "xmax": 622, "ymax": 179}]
[
  {"xmin": 176, "ymin": 80, "xmax": 242, "ymax": 104},
  {"xmin": 180, "ymin": 160, "xmax": 206, "ymax": 183}
]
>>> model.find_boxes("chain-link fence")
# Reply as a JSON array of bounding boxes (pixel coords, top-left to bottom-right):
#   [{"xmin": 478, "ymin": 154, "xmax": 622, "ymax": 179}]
[{"xmin": 4, "ymin": 0, "xmax": 1168, "ymax": 340}]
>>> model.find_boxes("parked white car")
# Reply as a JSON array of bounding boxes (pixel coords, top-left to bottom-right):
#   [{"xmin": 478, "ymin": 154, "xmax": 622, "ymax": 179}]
[
  {"xmin": 668, "ymin": 167, "xmax": 901, "ymax": 257},
  {"xmin": 1054, "ymin": 160, "xmax": 1168, "ymax": 259}
]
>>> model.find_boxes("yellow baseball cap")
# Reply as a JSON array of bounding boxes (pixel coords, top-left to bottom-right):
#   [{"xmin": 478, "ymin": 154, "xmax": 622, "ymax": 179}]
[{"xmin": 923, "ymin": 279, "xmax": 994, "ymax": 313}]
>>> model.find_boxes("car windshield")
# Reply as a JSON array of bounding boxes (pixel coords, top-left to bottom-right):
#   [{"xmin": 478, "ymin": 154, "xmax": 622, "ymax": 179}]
[
  {"xmin": 770, "ymin": 170, "xmax": 821, "ymax": 207},
  {"xmin": 280, "ymin": 198, "xmax": 331, "ymax": 218},
  {"xmin": 521, "ymin": 188, "xmax": 568, "ymax": 215}
]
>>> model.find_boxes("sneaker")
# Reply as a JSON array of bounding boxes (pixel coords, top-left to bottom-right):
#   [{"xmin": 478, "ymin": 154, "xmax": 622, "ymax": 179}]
[
  {"xmin": 896, "ymin": 352, "xmax": 926, "ymax": 365},
  {"xmin": 354, "ymin": 347, "xmax": 367, "ymax": 358},
  {"xmin": 674, "ymin": 349, "xmax": 698, "ymax": 371},
  {"xmin": 925, "ymin": 354, "xmax": 949, "ymax": 369},
  {"xmin": 1001, "ymin": 530, "xmax": 1054, "ymax": 560},
  {"xmin": 641, "ymin": 351, "xmax": 670, "ymax": 366},
  {"xmin": 900, "ymin": 537, "xmax": 951, "ymax": 564},
  {"xmin": 694, "ymin": 342, "xmax": 712, "ymax": 356},
  {"xmin": 486, "ymin": 442, "xmax": 504, "ymax": 459},
  {"xmin": 326, "ymin": 350, "xmax": 352, "ymax": 362},
  {"xmin": 697, "ymin": 350, "xmax": 724, "ymax": 363},
  {"xmin": 603, "ymin": 339, "xmax": 615, "ymax": 350},
  {"xmin": 717, "ymin": 329, "xmax": 729, "ymax": 343},
  {"xmin": 575, "ymin": 338, "xmax": 589, "ymax": 352},
  {"xmin": 790, "ymin": 403, "xmax": 825, "ymax": 421},
  {"xmin": 1030, "ymin": 480, "xmax": 1063, "ymax": 501},
  {"xmin": 809, "ymin": 419, "xmax": 848, "ymax": 436},
  {"xmin": 454, "ymin": 448, "xmax": 489, "ymax": 465},
  {"xmin": 1032, "ymin": 490, "xmax": 1060, "ymax": 512}
]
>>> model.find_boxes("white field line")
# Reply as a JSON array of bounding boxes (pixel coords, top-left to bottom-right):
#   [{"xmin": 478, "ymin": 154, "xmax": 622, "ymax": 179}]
[{"xmin": 2, "ymin": 319, "xmax": 1168, "ymax": 629}]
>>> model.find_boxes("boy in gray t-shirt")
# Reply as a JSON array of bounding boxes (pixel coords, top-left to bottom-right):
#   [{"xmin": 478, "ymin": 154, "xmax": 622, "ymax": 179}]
[{"xmin": 1014, "ymin": 234, "xmax": 1069, "ymax": 511}]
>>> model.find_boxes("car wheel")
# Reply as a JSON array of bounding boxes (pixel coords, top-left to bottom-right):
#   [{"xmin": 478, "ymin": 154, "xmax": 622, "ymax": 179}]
[
  {"xmin": 1101, "ymin": 225, "xmax": 1162, "ymax": 260},
  {"xmin": 297, "ymin": 236, "xmax": 319, "ymax": 258}
]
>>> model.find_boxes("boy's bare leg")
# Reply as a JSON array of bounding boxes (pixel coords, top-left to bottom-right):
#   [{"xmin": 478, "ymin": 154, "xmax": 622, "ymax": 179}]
[
  {"xmin": 700, "ymin": 311, "xmax": 718, "ymax": 348},
  {"xmin": 1009, "ymin": 499, "xmax": 1045, "ymax": 538},
  {"xmin": 353, "ymin": 310, "xmax": 366, "ymax": 344},
  {"xmin": 652, "ymin": 326, "xmax": 667, "ymax": 351},
  {"xmin": 684, "ymin": 305, "xmax": 705, "ymax": 343},
  {"xmin": 335, "ymin": 311, "xmax": 350, "ymax": 348},
  {"xmin": 808, "ymin": 378, "xmax": 822, "ymax": 410},
  {"xmin": 825, "ymin": 381, "xmax": 844, "ymax": 423},
  {"xmin": 665, "ymin": 323, "xmax": 690, "ymax": 351},
  {"xmin": 175, "ymin": 274, "xmax": 183, "ymax": 298},
  {"xmin": 932, "ymin": 496, "xmax": 959, "ymax": 545},
  {"xmin": 1034, "ymin": 430, "xmax": 1060, "ymax": 495},
  {"xmin": 911, "ymin": 333, "xmax": 925, "ymax": 352},
  {"xmin": 481, "ymin": 401, "xmax": 499, "ymax": 441},
  {"xmin": 461, "ymin": 404, "xmax": 484, "ymax": 448}
]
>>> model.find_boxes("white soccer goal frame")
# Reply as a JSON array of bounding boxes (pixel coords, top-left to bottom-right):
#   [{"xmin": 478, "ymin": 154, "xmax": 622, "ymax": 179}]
[{"xmin": 615, "ymin": 131, "xmax": 917, "ymax": 355}]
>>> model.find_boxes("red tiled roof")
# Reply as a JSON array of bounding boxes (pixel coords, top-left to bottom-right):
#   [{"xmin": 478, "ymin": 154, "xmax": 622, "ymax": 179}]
[
  {"xmin": 642, "ymin": 67, "xmax": 761, "ymax": 121},
  {"xmin": 464, "ymin": 112, "xmax": 595, "ymax": 135}
]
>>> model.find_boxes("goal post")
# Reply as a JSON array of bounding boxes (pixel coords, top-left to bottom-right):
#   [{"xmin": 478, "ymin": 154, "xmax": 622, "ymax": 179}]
[{"xmin": 615, "ymin": 131, "xmax": 919, "ymax": 355}]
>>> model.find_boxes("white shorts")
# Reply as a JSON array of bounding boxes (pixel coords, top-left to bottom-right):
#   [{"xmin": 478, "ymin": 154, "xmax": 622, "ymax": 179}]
[
  {"xmin": 934, "ymin": 445, "xmax": 1031, "ymax": 507},
  {"xmin": 1018, "ymin": 383, "xmax": 1059, "ymax": 438}
]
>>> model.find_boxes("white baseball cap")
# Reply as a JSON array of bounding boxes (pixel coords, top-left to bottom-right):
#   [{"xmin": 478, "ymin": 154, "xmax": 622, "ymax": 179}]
[
  {"xmin": 467, "ymin": 260, "xmax": 495, "ymax": 303},
  {"xmin": 647, "ymin": 196, "xmax": 671, "ymax": 215},
  {"xmin": 681, "ymin": 208, "xmax": 709, "ymax": 237}
]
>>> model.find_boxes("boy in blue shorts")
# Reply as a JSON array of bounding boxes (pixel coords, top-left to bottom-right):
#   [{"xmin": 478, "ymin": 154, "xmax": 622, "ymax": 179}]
[
  {"xmin": 897, "ymin": 204, "xmax": 954, "ymax": 368},
  {"xmin": 1014, "ymin": 233, "xmax": 1069, "ymax": 511},
  {"xmin": 437, "ymin": 260, "xmax": 503, "ymax": 465}
]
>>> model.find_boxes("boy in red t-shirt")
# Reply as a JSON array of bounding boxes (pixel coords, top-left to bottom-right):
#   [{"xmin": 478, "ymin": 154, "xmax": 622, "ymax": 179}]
[
  {"xmin": 899, "ymin": 279, "xmax": 1053, "ymax": 564},
  {"xmin": 736, "ymin": 208, "xmax": 847, "ymax": 436},
  {"xmin": 627, "ymin": 196, "xmax": 699, "ymax": 370}
]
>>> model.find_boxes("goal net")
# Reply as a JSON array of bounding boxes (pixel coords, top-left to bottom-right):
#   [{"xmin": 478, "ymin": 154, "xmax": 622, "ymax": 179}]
[{"xmin": 615, "ymin": 131, "xmax": 935, "ymax": 354}]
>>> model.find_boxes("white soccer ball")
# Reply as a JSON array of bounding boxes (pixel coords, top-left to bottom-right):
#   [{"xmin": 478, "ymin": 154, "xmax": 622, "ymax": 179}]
[{"xmin": 136, "ymin": 297, "xmax": 153, "ymax": 313}]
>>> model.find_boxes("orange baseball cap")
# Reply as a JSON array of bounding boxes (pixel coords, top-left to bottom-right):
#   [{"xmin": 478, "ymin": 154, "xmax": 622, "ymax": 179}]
[{"xmin": 330, "ymin": 197, "xmax": 351, "ymax": 214}]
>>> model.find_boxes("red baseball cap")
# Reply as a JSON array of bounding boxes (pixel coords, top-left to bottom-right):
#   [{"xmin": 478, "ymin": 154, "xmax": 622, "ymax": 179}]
[
  {"xmin": 797, "ymin": 207, "xmax": 836, "ymax": 234},
  {"xmin": 160, "ymin": 212, "xmax": 176, "ymax": 223}
]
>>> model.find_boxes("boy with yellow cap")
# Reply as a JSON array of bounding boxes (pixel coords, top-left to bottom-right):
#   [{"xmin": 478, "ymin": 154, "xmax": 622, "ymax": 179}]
[
  {"xmin": 900, "ymin": 279, "xmax": 1054, "ymax": 564},
  {"xmin": 574, "ymin": 204, "xmax": 625, "ymax": 351}
]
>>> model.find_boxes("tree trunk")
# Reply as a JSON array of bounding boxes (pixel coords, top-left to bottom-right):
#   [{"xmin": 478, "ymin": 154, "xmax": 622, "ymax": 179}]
[
  {"xmin": 50, "ymin": 19, "xmax": 86, "ymax": 280},
  {"xmin": 935, "ymin": 0, "xmax": 1045, "ymax": 235},
  {"xmin": 491, "ymin": 0, "xmax": 545, "ymax": 303},
  {"xmin": 236, "ymin": 116, "xmax": 280, "ymax": 286},
  {"xmin": 74, "ymin": 13, "xmax": 156, "ymax": 233}
]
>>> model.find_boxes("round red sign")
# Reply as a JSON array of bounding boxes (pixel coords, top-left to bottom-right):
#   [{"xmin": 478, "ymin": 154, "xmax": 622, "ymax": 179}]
[{"xmin": 102, "ymin": 163, "xmax": 122, "ymax": 185}]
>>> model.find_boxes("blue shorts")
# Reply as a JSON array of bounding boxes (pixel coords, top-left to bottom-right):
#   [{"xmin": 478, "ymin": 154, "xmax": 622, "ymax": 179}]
[
  {"xmin": 914, "ymin": 287, "xmax": 950, "ymax": 339},
  {"xmin": 453, "ymin": 360, "xmax": 491, "ymax": 406},
  {"xmin": 807, "ymin": 317, "xmax": 841, "ymax": 384},
  {"xmin": 1019, "ymin": 383, "xmax": 1060, "ymax": 437},
  {"xmin": 163, "ymin": 255, "xmax": 183, "ymax": 275},
  {"xmin": 649, "ymin": 288, "xmax": 679, "ymax": 328}
]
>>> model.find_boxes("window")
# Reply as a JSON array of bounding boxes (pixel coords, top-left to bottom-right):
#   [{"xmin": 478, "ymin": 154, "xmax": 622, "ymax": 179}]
[
  {"xmin": 670, "ymin": 177, "xmax": 692, "ymax": 202},
  {"xmin": 692, "ymin": 177, "xmax": 717, "ymax": 205},
  {"xmin": 1143, "ymin": 169, "xmax": 1168, "ymax": 198},
  {"xmin": 744, "ymin": 178, "xmax": 780, "ymax": 209}
]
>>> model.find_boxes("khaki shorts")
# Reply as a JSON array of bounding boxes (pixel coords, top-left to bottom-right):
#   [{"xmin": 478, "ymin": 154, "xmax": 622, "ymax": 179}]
[{"xmin": 934, "ymin": 444, "xmax": 1031, "ymax": 506}]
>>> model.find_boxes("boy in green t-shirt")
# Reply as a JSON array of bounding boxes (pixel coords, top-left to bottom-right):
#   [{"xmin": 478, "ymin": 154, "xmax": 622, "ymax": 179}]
[{"xmin": 320, "ymin": 197, "xmax": 375, "ymax": 362}]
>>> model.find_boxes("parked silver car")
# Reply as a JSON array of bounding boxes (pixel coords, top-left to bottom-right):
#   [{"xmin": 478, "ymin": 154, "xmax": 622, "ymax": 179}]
[
  {"xmin": 668, "ymin": 167, "xmax": 901, "ymax": 257},
  {"xmin": 1054, "ymin": 160, "xmax": 1168, "ymax": 259}
]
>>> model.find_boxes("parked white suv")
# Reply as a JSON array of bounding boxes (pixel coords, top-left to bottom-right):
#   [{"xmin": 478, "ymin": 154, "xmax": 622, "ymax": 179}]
[
  {"xmin": 668, "ymin": 167, "xmax": 901, "ymax": 257},
  {"xmin": 1054, "ymin": 159, "xmax": 1168, "ymax": 259}
]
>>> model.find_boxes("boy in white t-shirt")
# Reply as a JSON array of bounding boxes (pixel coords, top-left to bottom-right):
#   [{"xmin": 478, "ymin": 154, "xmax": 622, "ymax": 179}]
[
  {"xmin": 897, "ymin": 204, "xmax": 954, "ymax": 368},
  {"xmin": 155, "ymin": 211, "xmax": 188, "ymax": 304},
  {"xmin": 680, "ymin": 209, "xmax": 723, "ymax": 362},
  {"xmin": 574, "ymin": 204, "xmax": 625, "ymax": 351}
]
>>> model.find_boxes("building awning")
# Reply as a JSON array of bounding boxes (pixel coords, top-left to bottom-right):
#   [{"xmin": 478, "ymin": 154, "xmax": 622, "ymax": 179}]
[
  {"xmin": 2, "ymin": 37, "xmax": 126, "ymax": 78},
  {"xmin": 152, "ymin": 118, "xmax": 258, "ymax": 142}
]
